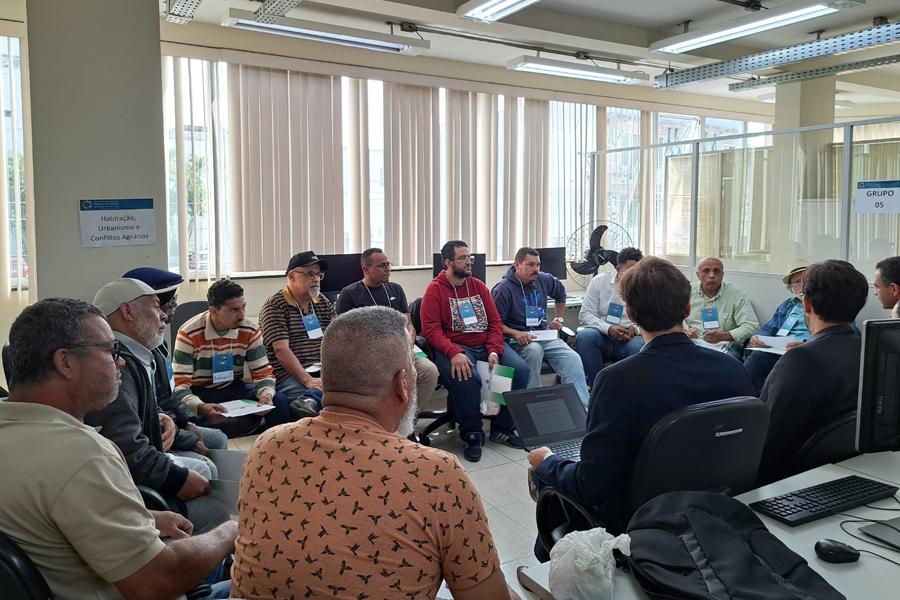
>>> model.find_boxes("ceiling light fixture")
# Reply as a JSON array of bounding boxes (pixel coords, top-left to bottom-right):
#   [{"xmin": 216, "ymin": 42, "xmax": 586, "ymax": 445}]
[
  {"xmin": 506, "ymin": 55, "xmax": 649, "ymax": 83},
  {"xmin": 222, "ymin": 8, "xmax": 430, "ymax": 55},
  {"xmin": 650, "ymin": 1, "xmax": 845, "ymax": 54},
  {"xmin": 165, "ymin": 0, "xmax": 203, "ymax": 25},
  {"xmin": 458, "ymin": 0, "xmax": 542, "ymax": 23}
]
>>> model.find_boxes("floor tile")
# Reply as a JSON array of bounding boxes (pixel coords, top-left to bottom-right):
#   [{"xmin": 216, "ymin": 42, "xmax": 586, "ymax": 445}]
[
  {"xmin": 488, "ymin": 440, "xmax": 529, "ymax": 461},
  {"xmin": 468, "ymin": 462, "xmax": 532, "ymax": 508},
  {"xmin": 497, "ymin": 499, "xmax": 539, "ymax": 535},
  {"xmin": 485, "ymin": 508, "xmax": 538, "ymax": 564},
  {"xmin": 500, "ymin": 554, "xmax": 542, "ymax": 600}
]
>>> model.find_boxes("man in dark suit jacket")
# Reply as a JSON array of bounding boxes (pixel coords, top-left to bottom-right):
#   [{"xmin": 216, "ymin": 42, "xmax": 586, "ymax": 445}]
[
  {"xmin": 758, "ymin": 260, "xmax": 869, "ymax": 484},
  {"xmin": 528, "ymin": 258, "xmax": 755, "ymax": 540}
]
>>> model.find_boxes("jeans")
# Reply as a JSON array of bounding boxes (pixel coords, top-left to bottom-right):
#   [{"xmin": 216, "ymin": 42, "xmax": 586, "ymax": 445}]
[
  {"xmin": 432, "ymin": 343, "xmax": 530, "ymax": 437},
  {"xmin": 516, "ymin": 338, "xmax": 590, "ymax": 407},
  {"xmin": 193, "ymin": 381, "xmax": 292, "ymax": 428},
  {"xmin": 170, "ymin": 452, "xmax": 217, "ymax": 480},
  {"xmin": 743, "ymin": 350, "xmax": 780, "ymax": 395},
  {"xmin": 194, "ymin": 425, "xmax": 228, "ymax": 450},
  {"xmin": 575, "ymin": 328, "xmax": 645, "ymax": 388}
]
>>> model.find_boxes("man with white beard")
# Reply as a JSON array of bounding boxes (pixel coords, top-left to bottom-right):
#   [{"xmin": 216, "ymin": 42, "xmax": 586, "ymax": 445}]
[
  {"xmin": 232, "ymin": 307, "xmax": 519, "ymax": 600},
  {"xmin": 86, "ymin": 278, "xmax": 231, "ymax": 532}
]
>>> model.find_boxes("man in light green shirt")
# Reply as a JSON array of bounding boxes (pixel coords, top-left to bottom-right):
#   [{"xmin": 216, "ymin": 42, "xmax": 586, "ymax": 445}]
[{"xmin": 686, "ymin": 257, "xmax": 759, "ymax": 360}]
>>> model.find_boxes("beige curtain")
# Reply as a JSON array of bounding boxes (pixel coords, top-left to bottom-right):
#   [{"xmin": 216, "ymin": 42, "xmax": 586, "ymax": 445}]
[
  {"xmin": 228, "ymin": 64, "xmax": 342, "ymax": 272},
  {"xmin": 383, "ymin": 82, "xmax": 440, "ymax": 266},
  {"xmin": 345, "ymin": 78, "xmax": 370, "ymax": 253},
  {"xmin": 502, "ymin": 96, "xmax": 520, "ymax": 259},
  {"xmin": 523, "ymin": 98, "xmax": 550, "ymax": 247}
]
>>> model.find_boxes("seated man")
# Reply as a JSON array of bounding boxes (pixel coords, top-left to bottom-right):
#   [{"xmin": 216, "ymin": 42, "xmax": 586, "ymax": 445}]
[
  {"xmin": 232, "ymin": 306, "xmax": 518, "ymax": 600},
  {"xmin": 575, "ymin": 247, "xmax": 645, "ymax": 388},
  {"xmin": 87, "ymin": 278, "xmax": 230, "ymax": 532},
  {"xmin": 421, "ymin": 240, "xmax": 530, "ymax": 462},
  {"xmin": 758, "ymin": 260, "xmax": 868, "ymax": 484},
  {"xmin": 491, "ymin": 246, "xmax": 588, "ymax": 406},
  {"xmin": 685, "ymin": 256, "xmax": 758, "ymax": 359},
  {"xmin": 0, "ymin": 298, "xmax": 236, "ymax": 600},
  {"xmin": 174, "ymin": 279, "xmax": 291, "ymax": 433},
  {"xmin": 873, "ymin": 256, "xmax": 900, "ymax": 318},
  {"xmin": 258, "ymin": 251, "xmax": 336, "ymax": 417},
  {"xmin": 335, "ymin": 247, "xmax": 439, "ymax": 408},
  {"xmin": 743, "ymin": 261, "xmax": 810, "ymax": 394},
  {"xmin": 528, "ymin": 257, "xmax": 755, "ymax": 553}
]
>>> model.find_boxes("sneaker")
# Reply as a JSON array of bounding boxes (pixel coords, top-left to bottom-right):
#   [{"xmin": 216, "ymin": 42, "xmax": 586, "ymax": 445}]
[
  {"xmin": 489, "ymin": 430, "xmax": 526, "ymax": 449},
  {"xmin": 462, "ymin": 432, "xmax": 485, "ymax": 462}
]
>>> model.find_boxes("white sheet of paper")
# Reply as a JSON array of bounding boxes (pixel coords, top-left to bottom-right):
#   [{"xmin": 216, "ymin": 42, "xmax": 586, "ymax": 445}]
[
  {"xmin": 474, "ymin": 361, "xmax": 499, "ymax": 415},
  {"xmin": 756, "ymin": 335, "xmax": 794, "ymax": 350},
  {"xmin": 747, "ymin": 346, "xmax": 787, "ymax": 356},
  {"xmin": 489, "ymin": 369, "xmax": 513, "ymax": 394},
  {"xmin": 219, "ymin": 400, "xmax": 274, "ymax": 418},
  {"xmin": 693, "ymin": 339, "xmax": 731, "ymax": 353},
  {"xmin": 306, "ymin": 362, "xmax": 322, "ymax": 374},
  {"xmin": 530, "ymin": 329, "xmax": 558, "ymax": 342}
]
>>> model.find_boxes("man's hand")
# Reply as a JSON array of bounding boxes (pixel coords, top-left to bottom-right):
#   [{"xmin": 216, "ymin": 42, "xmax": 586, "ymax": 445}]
[
  {"xmin": 702, "ymin": 330, "xmax": 732, "ymax": 344},
  {"xmin": 197, "ymin": 403, "xmax": 227, "ymax": 424},
  {"xmin": 176, "ymin": 469, "xmax": 210, "ymax": 501},
  {"xmin": 548, "ymin": 319, "xmax": 563, "ymax": 331},
  {"xmin": 687, "ymin": 327, "xmax": 701, "ymax": 339},
  {"xmin": 450, "ymin": 353, "xmax": 473, "ymax": 380},
  {"xmin": 785, "ymin": 340, "xmax": 803, "ymax": 350},
  {"xmin": 152, "ymin": 510, "xmax": 193, "ymax": 540},
  {"xmin": 608, "ymin": 325, "xmax": 631, "ymax": 342},
  {"xmin": 527, "ymin": 446, "xmax": 552, "ymax": 469},
  {"xmin": 159, "ymin": 413, "xmax": 177, "ymax": 452},
  {"xmin": 511, "ymin": 330, "xmax": 536, "ymax": 346},
  {"xmin": 748, "ymin": 335, "xmax": 766, "ymax": 348},
  {"xmin": 302, "ymin": 376, "xmax": 323, "ymax": 390},
  {"xmin": 487, "ymin": 352, "xmax": 499, "ymax": 370},
  {"xmin": 185, "ymin": 422, "xmax": 203, "ymax": 442},
  {"xmin": 257, "ymin": 392, "xmax": 273, "ymax": 405},
  {"xmin": 192, "ymin": 438, "xmax": 210, "ymax": 457}
]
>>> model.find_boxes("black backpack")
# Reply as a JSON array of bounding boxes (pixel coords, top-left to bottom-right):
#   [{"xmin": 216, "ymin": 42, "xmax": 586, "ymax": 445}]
[{"xmin": 623, "ymin": 491, "xmax": 845, "ymax": 600}]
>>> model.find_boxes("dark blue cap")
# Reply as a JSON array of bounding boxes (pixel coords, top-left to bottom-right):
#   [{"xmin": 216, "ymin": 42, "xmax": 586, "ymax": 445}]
[{"xmin": 123, "ymin": 267, "xmax": 183, "ymax": 293}]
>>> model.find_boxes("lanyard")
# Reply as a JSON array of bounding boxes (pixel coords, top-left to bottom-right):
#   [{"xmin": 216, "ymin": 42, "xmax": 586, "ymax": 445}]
[
  {"xmin": 451, "ymin": 278, "xmax": 473, "ymax": 304},
  {"xmin": 365, "ymin": 283, "xmax": 392, "ymax": 308},
  {"xmin": 518, "ymin": 279, "xmax": 540, "ymax": 307}
]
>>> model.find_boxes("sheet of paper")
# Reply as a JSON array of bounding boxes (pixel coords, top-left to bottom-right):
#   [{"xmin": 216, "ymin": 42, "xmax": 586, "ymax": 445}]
[
  {"xmin": 220, "ymin": 399, "xmax": 274, "ymax": 418},
  {"xmin": 530, "ymin": 329, "xmax": 558, "ymax": 342},
  {"xmin": 693, "ymin": 339, "xmax": 731, "ymax": 353},
  {"xmin": 489, "ymin": 364, "xmax": 514, "ymax": 396},
  {"xmin": 756, "ymin": 335, "xmax": 795, "ymax": 350},
  {"xmin": 413, "ymin": 344, "xmax": 427, "ymax": 358},
  {"xmin": 209, "ymin": 449, "xmax": 247, "ymax": 482},
  {"xmin": 475, "ymin": 361, "xmax": 498, "ymax": 415},
  {"xmin": 746, "ymin": 346, "xmax": 787, "ymax": 356},
  {"xmin": 306, "ymin": 362, "xmax": 322, "ymax": 374}
]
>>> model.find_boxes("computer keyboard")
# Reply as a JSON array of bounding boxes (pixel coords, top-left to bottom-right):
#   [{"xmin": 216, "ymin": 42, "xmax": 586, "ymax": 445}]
[
  {"xmin": 549, "ymin": 438, "xmax": 582, "ymax": 461},
  {"xmin": 750, "ymin": 475, "xmax": 899, "ymax": 526}
]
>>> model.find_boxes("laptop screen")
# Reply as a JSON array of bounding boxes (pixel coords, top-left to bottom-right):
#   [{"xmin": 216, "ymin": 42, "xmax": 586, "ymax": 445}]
[
  {"xmin": 526, "ymin": 400, "xmax": 577, "ymax": 436},
  {"xmin": 504, "ymin": 384, "xmax": 587, "ymax": 447}
]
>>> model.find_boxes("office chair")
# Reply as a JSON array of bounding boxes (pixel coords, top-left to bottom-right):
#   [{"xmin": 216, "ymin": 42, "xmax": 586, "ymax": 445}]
[
  {"xmin": 408, "ymin": 298, "xmax": 455, "ymax": 446},
  {"xmin": 322, "ymin": 291, "xmax": 339, "ymax": 304},
  {"xmin": 782, "ymin": 411, "xmax": 859, "ymax": 479},
  {"xmin": 137, "ymin": 485, "xmax": 187, "ymax": 516},
  {"xmin": 169, "ymin": 301, "xmax": 209, "ymax": 345},
  {"xmin": 0, "ymin": 530, "xmax": 53, "ymax": 600},
  {"xmin": 535, "ymin": 396, "xmax": 769, "ymax": 554},
  {"xmin": 2, "ymin": 342, "xmax": 14, "ymax": 388}
]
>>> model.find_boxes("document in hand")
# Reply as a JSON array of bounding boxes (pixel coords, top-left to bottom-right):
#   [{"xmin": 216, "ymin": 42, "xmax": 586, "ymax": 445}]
[
  {"xmin": 475, "ymin": 361, "xmax": 515, "ymax": 409},
  {"xmin": 746, "ymin": 335, "xmax": 795, "ymax": 356},
  {"xmin": 219, "ymin": 399, "xmax": 274, "ymax": 418},
  {"xmin": 530, "ymin": 329, "xmax": 559, "ymax": 342},
  {"xmin": 693, "ymin": 339, "xmax": 731, "ymax": 353}
]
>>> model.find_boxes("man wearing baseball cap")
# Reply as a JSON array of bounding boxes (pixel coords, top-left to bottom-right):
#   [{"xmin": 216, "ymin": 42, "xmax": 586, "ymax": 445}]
[
  {"xmin": 258, "ymin": 251, "xmax": 336, "ymax": 416},
  {"xmin": 86, "ymin": 278, "xmax": 230, "ymax": 532}
]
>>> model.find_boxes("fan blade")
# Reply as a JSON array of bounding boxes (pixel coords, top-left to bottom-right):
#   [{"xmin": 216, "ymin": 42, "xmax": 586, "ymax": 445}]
[
  {"xmin": 588, "ymin": 225, "xmax": 608, "ymax": 252},
  {"xmin": 597, "ymin": 249, "xmax": 619, "ymax": 266},
  {"xmin": 570, "ymin": 259, "xmax": 600, "ymax": 276}
]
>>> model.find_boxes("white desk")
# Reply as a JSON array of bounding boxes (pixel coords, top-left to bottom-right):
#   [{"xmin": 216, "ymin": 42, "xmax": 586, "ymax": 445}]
[
  {"xmin": 517, "ymin": 458, "xmax": 900, "ymax": 599},
  {"xmin": 837, "ymin": 451, "xmax": 900, "ymax": 486}
]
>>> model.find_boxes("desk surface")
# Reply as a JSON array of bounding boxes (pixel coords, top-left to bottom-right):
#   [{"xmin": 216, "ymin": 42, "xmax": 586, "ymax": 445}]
[{"xmin": 518, "ymin": 457, "xmax": 900, "ymax": 600}]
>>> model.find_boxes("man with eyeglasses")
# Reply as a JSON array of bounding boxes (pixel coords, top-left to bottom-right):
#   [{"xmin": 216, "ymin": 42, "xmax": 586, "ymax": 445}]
[
  {"xmin": 0, "ymin": 298, "xmax": 237, "ymax": 600},
  {"xmin": 421, "ymin": 240, "xmax": 530, "ymax": 462},
  {"xmin": 334, "ymin": 247, "xmax": 440, "ymax": 410},
  {"xmin": 86, "ymin": 278, "xmax": 230, "ymax": 533},
  {"xmin": 259, "ymin": 251, "xmax": 337, "ymax": 417},
  {"xmin": 743, "ymin": 260, "xmax": 810, "ymax": 394}
]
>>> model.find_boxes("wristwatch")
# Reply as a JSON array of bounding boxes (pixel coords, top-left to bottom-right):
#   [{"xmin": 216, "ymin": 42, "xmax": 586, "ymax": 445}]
[{"xmin": 552, "ymin": 316, "xmax": 565, "ymax": 324}]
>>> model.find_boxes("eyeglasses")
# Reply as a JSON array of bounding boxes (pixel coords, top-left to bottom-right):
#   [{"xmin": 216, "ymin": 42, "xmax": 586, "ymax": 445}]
[
  {"xmin": 68, "ymin": 340, "xmax": 122, "ymax": 361},
  {"xmin": 368, "ymin": 262, "xmax": 393, "ymax": 270},
  {"xmin": 451, "ymin": 255, "xmax": 476, "ymax": 264},
  {"xmin": 292, "ymin": 270, "xmax": 326, "ymax": 280}
]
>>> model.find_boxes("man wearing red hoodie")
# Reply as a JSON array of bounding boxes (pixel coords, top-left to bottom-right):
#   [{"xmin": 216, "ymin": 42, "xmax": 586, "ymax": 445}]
[{"xmin": 421, "ymin": 240, "xmax": 530, "ymax": 462}]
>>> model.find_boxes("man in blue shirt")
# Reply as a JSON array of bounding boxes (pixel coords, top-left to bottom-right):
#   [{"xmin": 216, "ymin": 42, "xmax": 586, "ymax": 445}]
[
  {"xmin": 743, "ymin": 261, "xmax": 810, "ymax": 394},
  {"xmin": 527, "ymin": 257, "xmax": 754, "ymax": 555},
  {"xmin": 491, "ymin": 247, "xmax": 589, "ymax": 406}
]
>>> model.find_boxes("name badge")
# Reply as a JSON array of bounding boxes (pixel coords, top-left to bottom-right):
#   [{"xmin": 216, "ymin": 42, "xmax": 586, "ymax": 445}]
[
  {"xmin": 212, "ymin": 353, "xmax": 234, "ymax": 384},
  {"xmin": 458, "ymin": 299, "xmax": 478, "ymax": 326},
  {"xmin": 302, "ymin": 312, "xmax": 324, "ymax": 340},
  {"xmin": 701, "ymin": 307, "xmax": 720, "ymax": 330},
  {"xmin": 606, "ymin": 302, "xmax": 624, "ymax": 324},
  {"xmin": 777, "ymin": 306, "xmax": 803, "ymax": 337},
  {"xmin": 525, "ymin": 304, "xmax": 544, "ymax": 327}
]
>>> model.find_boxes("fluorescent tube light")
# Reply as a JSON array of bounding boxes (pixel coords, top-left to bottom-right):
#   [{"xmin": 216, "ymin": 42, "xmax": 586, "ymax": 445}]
[
  {"xmin": 650, "ymin": 1, "xmax": 840, "ymax": 54},
  {"xmin": 458, "ymin": 0, "xmax": 542, "ymax": 23},
  {"xmin": 222, "ymin": 8, "xmax": 430, "ymax": 55},
  {"xmin": 506, "ymin": 56, "xmax": 649, "ymax": 84}
]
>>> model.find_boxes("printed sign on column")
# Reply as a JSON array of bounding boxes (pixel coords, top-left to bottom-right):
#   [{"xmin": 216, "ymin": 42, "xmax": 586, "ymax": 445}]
[
  {"xmin": 856, "ymin": 181, "xmax": 900, "ymax": 214},
  {"xmin": 79, "ymin": 198, "xmax": 157, "ymax": 247}
]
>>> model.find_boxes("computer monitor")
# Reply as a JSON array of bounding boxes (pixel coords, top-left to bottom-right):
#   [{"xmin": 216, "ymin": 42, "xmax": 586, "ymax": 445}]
[
  {"xmin": 856, "ymin": 319, "xmax": 900, "ymax": 452},
  {"xmin": 319, "ymin": 253, "xmax": 363, "ymax": 294},
  {"xmin": 536, "ymin": 247, "xmax": 567, "ymax": 280},
  {"xmin": 432, "ymin": 253, "xmax": 486, "ymax": 282}
]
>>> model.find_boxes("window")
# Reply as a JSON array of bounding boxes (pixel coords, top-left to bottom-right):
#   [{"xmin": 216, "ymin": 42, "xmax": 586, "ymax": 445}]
[
  {"xmin": 548, "ymin": 101, "xmax": 597, "ymax": 248},
  {"xmin": 0, "ymin": 36, "xmax": 28, "ymax": 290}
]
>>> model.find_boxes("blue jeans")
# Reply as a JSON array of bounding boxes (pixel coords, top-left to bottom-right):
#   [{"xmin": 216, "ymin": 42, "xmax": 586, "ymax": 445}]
[
  {"xmin": 743, "ymin": 350, "xmax": 780, "ymax": 395},
  {"xmin": 575, "ymin": 328, "xmax": 645, "ymax": 389},
  {"xmin": 432, "ymin": 343, "xmax": 530, "ymax": 437},
  {"xmin": 194, "ymin": 425, "xmax": 228, "ymax": 450},
  {"xmin": 516, "ymin": 338, "xmax": 590, "ymax": 407},
  {"xmin": 193, "ymin": 381, "xmax": 292, "ymax": 427}
]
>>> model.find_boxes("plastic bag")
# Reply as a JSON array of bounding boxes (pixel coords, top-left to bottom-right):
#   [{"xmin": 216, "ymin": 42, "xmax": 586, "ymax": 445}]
[{"xmin": 548, "ymin": 527, "xmax": 631, "ymax": 600}]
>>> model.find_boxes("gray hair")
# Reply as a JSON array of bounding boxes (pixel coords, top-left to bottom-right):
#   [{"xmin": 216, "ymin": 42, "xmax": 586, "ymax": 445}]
[
  {"xmin": 8, "ymin": 298, "xmax": 104, "ymax": 387},
  {"xmin": 322, "ymin": 306, "xmax": 411, "ymax": 397}
]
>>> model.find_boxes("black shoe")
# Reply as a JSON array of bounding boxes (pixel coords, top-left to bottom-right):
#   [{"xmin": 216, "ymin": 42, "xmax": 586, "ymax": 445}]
[
  {"xmin": 289, "ymin": 398, "xmax": 320, "ymax": 419},
  {"xmin": 462, "ymin": 432, "xmax": 485, "ymax": 462},
  {"xmin": 489, "ymin": 430, "xmax": 526, "ymax": 449}
]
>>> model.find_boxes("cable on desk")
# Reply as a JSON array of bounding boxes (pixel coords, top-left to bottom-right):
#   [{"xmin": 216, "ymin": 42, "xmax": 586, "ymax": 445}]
[
  {"xmin": 864, "ymin": 495, "xmax": 900, "ymax": 511},
  {"xmin": 837, "ymin": 514, "xmax": 900, "ymax": 562}
]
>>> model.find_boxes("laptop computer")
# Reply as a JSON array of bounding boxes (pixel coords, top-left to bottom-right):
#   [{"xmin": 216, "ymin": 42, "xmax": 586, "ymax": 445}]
[
  {"xmin": 504, "ymin": 384, "xmax": 587, "ymax": 461},
  {"xmin": 860, "ymin": 516, "xmax": 900, "ymax": 550}
]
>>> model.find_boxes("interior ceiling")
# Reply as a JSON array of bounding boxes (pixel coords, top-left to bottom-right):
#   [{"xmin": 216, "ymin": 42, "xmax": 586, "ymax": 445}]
[{"xmin": 185, "ymin": 0, "xmax": 900, "ymax": 111}]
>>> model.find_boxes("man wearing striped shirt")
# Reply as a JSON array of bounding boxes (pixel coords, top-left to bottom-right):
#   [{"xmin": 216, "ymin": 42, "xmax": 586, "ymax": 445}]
[{"xmin": 173, "ymin": 279, "xmax": 292, "ymax": 432}]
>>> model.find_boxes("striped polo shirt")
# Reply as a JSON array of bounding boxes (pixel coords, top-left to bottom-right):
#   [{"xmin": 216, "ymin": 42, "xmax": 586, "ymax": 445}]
[
  {"xmin": 172, "ymin": 311, "xmax": 276, "ymax": 412},
  {"xmin": 258, "ymin": 288, "xmax": 335, "ymax": 382}
]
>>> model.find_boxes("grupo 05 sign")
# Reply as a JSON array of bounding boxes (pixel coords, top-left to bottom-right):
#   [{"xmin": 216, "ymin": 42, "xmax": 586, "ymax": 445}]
[{"xmin": 856, "ymin": 180, "xmax": 900, "ymax": 214}]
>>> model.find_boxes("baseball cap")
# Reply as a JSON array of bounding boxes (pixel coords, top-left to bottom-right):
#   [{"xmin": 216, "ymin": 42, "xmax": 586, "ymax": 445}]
[
  {"xmin": 286, "ymin": 251, "xmax": 330, "ymax": 275},
  {"xmin": 123, "ymin": 267, "xmax": 183, "ymax": 305},
  {"xmin": 93, "ymin": 278, "xmax": 157, "ymax": 317}
]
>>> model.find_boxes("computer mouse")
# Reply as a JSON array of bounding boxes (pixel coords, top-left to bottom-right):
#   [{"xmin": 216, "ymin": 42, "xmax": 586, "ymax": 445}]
[{"xmin": 814, "ymin": 539, "xmax": 860, "ymax": 563}]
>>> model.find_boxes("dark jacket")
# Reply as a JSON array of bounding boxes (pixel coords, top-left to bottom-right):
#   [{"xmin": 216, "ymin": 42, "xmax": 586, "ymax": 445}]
[
  {"xmin": 757, "ymin": 296, "xmax": 810, "ymax": 340},
  {"xmin": 152, "ymin": 344, "xmax": 199, "ymax": 451},
  {"xmin": 85, "ymin": 341, "xmax": 188, "ymax": 496},
  {"xmin": 491, "ymin": 266, "xmax": 566, "ymax": 331},
  {"xmin": 758, "ymin": 324, "xmax": 860, "ymax": 483},
  {"xmin": 535, "ymin": 332, "xmax": 755, "ymax": 511}
]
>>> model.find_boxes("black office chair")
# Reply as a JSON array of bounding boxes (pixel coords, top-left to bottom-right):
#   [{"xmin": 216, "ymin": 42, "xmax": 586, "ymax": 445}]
[
  {"xmin": 323, "ymin": 291, "xmax": 340, "ymax": 304},
  {"xmin": 409, "ymin": 297, "xmax": 455, "ymax": 446},
  {"xmin": 536, "ymin": 396, "xmax": 769, "ymax": 553},
  {"xmin": 0, "ymin": 530, "xmax": 53, "ymax": 600},
  {"xmin": 782, "ymin": 412, "xmax": 859, "ymax": 479},
  {"xmin": 137, "ymin": 485, "xmax": 187, "ymax": 516},
  {"xmin": 169, "ymin": 301, "xmax": 209, "ymax": 344}
]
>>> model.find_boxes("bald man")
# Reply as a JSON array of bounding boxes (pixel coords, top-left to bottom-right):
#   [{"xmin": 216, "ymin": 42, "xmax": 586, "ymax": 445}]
[{"xmin": 685, "ymin": 257, "xmax": 758, "ymax": 360}]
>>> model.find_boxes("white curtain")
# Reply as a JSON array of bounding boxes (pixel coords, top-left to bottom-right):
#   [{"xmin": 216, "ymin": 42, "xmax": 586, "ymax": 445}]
[
  {"xmin": 523, "ymin": 98, "xmax": 550, "ymax": 247},
  {"xmin": 345, "ymin": 78, "xmax": 370, "ymax": 253},
  {"xmin": 502, "ymin": 96, "xmax": 521, "ymax": 259},
  {"xmin": 383, "ymin": 82, "xmax": 440, "ymax": 266}
]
